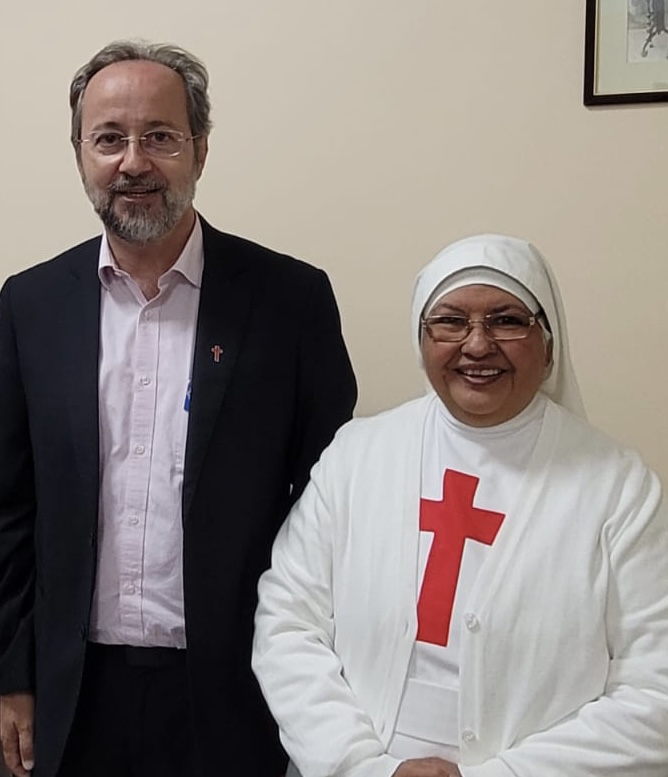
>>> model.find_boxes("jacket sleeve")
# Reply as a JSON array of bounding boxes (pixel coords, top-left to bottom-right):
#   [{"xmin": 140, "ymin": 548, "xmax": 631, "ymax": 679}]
[
  {"xmin": 0, "ymin": 277, "xmax": 36, "ymax": 694},
  {"xmin": 461, "ymin": 465, "xmax": 668, "ymax": 777},
  {"xmin": 253, "ymin": 437, "xmax": 401, "ymax": 777},
  {"xmin": 287, "ymin": 269, "xmax": 357, "ymax": 503}
]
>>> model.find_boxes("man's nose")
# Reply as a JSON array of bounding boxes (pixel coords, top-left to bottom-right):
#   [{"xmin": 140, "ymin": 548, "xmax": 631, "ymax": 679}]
[{"xmin": 117, "ymin": 138, "xmax": 153, "ymax": 175}]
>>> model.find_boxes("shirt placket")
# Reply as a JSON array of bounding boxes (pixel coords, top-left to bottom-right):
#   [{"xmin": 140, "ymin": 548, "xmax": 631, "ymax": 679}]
[{"xmin": 119, "ymin": 302, "xmax": 160, "ymax": 640}]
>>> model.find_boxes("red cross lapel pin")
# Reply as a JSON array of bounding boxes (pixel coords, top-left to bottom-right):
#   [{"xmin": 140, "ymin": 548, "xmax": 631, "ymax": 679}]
[{"xmin": 211, "ymin": 345, "xmax": 224, "ymax": 363}]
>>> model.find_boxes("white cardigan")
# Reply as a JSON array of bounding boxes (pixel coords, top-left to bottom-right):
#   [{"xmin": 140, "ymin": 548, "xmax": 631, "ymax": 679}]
[{"xmin": 252, "ymin": 394, "xmax": 668, "ymax": 777}]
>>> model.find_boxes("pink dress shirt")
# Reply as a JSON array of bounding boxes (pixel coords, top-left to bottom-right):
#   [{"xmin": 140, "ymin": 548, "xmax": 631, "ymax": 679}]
[{"xmin": 89, "ymin": 219, "xmax": 203, "ymax": 648}]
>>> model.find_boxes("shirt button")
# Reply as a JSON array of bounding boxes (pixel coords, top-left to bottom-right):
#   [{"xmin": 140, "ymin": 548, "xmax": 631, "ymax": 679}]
[
  {"xmin": 139, "ymin": 375, "xmax": 151, "ymax": 386},
  {"xmin": 464, "ymin": 613, "xmax": 481, "ymax": 632},
  {"xmin": 135, "ymin": 444, "xmax": 146, "ymax": 455},
  {"xmin": 462, "ymin": 730, "xmax": 477, "ymax": 744},
  {"xmin": 143, "ymin": 311, "xmax": 152, "ymax": 321},
  {"xmin": 124, "ymin": 583, "xmax": 136, "ymax": 595},
  {"xmin": 129, "ymin": 516, "xmax": 139, "ymax": 526}
]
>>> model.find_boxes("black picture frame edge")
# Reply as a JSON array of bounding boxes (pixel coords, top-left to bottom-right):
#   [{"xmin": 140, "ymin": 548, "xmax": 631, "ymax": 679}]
[{"xmin": 583, "ymin": 0, "xmax": 598, "ymax": 105}]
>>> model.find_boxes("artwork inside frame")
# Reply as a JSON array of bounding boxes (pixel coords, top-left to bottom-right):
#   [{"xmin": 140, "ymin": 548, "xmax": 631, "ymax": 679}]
[{"xmin": 584, "ymin": 0, "xmax": 668, "ymax": 104}]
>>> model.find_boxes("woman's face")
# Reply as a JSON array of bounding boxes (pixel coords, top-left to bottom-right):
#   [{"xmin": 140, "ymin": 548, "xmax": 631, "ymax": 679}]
[{"xmin": 421, "ymin": 284, "xmax": 551, "ymax": 427}]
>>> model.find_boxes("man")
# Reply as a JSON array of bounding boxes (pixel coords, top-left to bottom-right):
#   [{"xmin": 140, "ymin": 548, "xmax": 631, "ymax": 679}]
[{"xmin": 0, "ymin": 40, "xmax": 357, "ymax": 777}]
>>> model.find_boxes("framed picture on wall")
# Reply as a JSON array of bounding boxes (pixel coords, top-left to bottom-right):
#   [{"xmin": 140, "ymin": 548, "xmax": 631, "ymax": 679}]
[{"xmin": 584, "ymin": 0, "xmax": 668, "ymax": 104}]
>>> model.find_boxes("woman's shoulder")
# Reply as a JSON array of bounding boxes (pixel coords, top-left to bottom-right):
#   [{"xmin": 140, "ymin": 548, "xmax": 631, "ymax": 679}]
[
  {"xmin": 332, "ymin": 394, "xmax": 431, "ymax": 445},
  {"xmin": 546, "ymin": 398, "xmax": 660, "ymax": 490},
  {"xmin": 311, "ymin": 395, "xmax": 432, "ymax": 481}
]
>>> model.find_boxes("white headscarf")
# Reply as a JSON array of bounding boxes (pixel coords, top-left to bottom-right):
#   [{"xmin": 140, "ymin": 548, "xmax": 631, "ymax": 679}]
[{"xmin": 411, "ymin": 234, "xmax": 586, "ymax": 418}]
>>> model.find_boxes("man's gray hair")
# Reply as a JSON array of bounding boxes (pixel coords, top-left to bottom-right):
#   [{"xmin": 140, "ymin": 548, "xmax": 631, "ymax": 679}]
[{"xmin": 70, "ymin": 39, "xmax": 212, "ymax": 158}]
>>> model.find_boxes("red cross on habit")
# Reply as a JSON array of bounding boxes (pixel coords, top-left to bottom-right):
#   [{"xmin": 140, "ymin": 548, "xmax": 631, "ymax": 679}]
[
  {"xmin": 211, "ymin": 345, "xmax": 223, "ymax": 363},
  {"xmin": 417, "ymin": 469, "xmax": 505, "ymax": 647}
]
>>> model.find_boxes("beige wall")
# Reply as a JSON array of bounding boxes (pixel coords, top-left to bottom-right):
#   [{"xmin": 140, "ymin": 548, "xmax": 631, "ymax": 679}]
[{"xmin": 2, "ymin": 1, "xmax": 667, "ymax": 482}]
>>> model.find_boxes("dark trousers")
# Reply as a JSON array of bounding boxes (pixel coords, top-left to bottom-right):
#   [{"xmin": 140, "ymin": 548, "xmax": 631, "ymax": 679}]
[{"xmin": 58, "ymin": 643, "xmax": 196, "ymax": 777}]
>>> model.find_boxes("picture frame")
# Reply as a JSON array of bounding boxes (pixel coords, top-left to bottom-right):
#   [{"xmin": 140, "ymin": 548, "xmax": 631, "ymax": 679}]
[{"xmin": 584, "ymin": 0, "xmax": 668, "ymax": 105}]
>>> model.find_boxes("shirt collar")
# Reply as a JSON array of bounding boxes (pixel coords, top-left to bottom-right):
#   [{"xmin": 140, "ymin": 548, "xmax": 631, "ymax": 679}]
[{"xmin": 97, "ymin": 215, "xmax": 204, "ymax": 290}]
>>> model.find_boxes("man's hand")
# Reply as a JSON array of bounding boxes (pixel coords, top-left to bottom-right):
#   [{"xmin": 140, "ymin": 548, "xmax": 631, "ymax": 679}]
[
  {"xmin": 393, "ymin": 757, "xmax": 462, "ymax": 777},
  {"xmin": 0, "ymin": 693, "xmax": 34, "ymax": 776}
]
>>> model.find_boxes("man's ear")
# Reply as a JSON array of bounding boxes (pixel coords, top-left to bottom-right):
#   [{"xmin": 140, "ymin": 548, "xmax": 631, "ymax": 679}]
[{"xmin": 194, "ymin": 136, "xmax": 209, "ymax": 178}]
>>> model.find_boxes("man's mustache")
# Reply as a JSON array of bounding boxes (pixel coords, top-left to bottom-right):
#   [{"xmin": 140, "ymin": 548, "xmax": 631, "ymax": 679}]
[{"xmin": 108, "ymin": 176, "xmax": 165, "ymax": 194}]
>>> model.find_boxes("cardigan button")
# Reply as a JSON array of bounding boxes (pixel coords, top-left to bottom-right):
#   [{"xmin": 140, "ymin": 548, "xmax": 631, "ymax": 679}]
[
  {"xmin": 464, "ymin": 613, "xmax": 480, "ymax": 632},
  {"xmin": 461, "ymin": 729, "xmax": 477, "ymax": 744}
]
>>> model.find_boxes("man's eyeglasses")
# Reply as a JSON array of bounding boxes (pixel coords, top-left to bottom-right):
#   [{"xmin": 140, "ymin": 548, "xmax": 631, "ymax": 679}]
[
  {"xmin": 421, "ymin": 312, "xmax": 544, "ymax": 343},
  {"xmin": 76, "ymin": 130, "xmax": 199, "ymax": 158}
]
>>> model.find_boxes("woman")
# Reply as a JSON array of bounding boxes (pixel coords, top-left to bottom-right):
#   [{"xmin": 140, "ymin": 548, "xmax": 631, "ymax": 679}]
[{"xmin": 252, "ymin": 234, "xmax": 668, "ymax": 777}]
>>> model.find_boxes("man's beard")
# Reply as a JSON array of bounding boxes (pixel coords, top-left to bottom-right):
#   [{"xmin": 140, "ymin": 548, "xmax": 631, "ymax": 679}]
[{"xmin": 84, "ymin": 173, "xmax": 196, "ymax": 245}]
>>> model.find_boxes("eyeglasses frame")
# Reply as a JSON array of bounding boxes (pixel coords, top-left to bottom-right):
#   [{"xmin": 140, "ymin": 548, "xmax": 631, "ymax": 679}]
[
  {"xmin": 421, "ymin": 311, "xmax": 546, "ymax": 343},
  {"xmin": 75, "ymin": 129, "xmax": 200, "ymax": 159}
]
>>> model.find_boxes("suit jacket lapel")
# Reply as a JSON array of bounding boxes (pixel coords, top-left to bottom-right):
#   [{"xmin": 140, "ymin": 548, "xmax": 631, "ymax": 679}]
[
  {"xmin": 61, "ymin": 241, "xmax": 102, "ymax": 523},
  {"xmin": 182, "ymin": 223, "xmax": 256, "ymax": 521}
]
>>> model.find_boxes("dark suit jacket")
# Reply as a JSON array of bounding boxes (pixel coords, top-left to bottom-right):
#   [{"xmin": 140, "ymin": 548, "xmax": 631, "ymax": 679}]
[{"xmin": 0, "ymin": 217, "xmax": 357, "ymax": 777}]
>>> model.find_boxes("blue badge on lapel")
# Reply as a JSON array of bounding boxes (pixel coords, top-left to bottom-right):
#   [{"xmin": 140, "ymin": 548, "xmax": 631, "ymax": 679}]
[{"xmin": 184, "ymin": 379, "xmax": 192, "ymax": 412}]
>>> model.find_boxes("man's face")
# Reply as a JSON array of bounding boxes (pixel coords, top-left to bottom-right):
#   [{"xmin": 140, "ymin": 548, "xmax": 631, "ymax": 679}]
[{"xmin": 78, "ymin": 59, "xmax": 208, "ymax": 245}]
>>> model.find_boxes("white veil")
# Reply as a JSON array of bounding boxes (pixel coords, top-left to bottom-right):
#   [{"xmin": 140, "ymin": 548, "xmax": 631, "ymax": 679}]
[{"xmin": 411, "ymin": 234, "xmax": 586, "ymax": 418}]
